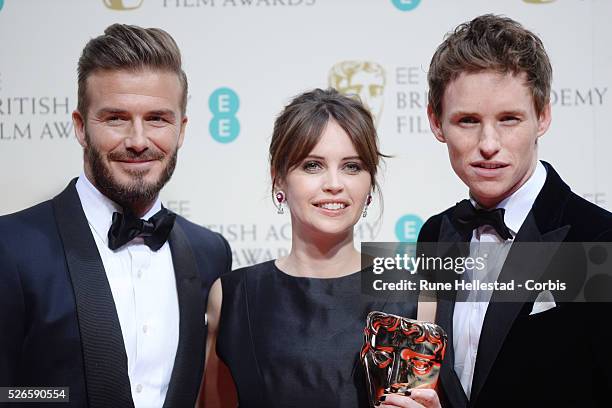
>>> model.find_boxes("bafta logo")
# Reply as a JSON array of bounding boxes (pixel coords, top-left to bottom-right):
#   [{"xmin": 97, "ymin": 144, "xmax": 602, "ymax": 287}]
[
  {"xmin": 329, "ymin": 61, "xmax": 386, "ymax": 125},
  {"xmin": 103, "ymin": 0, "xmax": 144, "ymax": 10}
]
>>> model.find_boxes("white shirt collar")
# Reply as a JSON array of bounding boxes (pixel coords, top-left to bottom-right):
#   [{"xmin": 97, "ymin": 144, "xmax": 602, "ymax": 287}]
[
  {"xmin": 471, "ymin": 161, "xmax": 547, "ymax": 235},
  {"xmin": 75, "ymin": 172, "xmax": 162, "ymax": 246}
]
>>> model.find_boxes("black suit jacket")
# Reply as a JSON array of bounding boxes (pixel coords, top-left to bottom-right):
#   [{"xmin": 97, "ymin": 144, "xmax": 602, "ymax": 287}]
[
  {"xmin": 0, "ymin": 179, "xmax": 232, "ymax": 407},
  {"xmin": 418, "ymin": 162, "xmax": 612, "ymax": 408}
]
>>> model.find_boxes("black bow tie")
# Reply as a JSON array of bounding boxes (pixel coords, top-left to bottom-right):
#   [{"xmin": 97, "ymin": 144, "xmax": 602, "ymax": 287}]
[
  {"xmin": 107, "ymin": 207, "xmax": 176, "ymax": 251},
  {"xmin": 452, "ymin": 199, "xmax": 513, "ymax": 241}
]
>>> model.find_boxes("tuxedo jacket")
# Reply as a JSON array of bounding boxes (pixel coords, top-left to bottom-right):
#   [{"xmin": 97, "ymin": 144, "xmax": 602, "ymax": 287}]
[
  {"xmin": 0, "ymin": 180, "xmax": 232, "ymax": 407},
  {"xmin": 418, "ymin": 162, "xmax": 612, "ymax": 408}
]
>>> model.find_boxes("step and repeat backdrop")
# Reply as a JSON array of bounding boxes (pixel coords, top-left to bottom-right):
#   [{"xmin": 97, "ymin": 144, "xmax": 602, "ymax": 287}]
[{"xmin": 1, "ymin": 0, "xmax": 610, "ymax": 269}]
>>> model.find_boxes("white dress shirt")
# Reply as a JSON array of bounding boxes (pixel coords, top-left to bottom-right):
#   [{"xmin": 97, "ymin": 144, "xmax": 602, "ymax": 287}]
[
  {"xmin": 76, "ymin": 174, "xmax": 179, "ymax": 408},
  {"xmin": 453, "ymin": 162, "xmax": 547, "ymax": 398}
]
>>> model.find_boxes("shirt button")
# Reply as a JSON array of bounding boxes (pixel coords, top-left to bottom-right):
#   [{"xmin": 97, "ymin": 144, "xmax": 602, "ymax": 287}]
[
  {"xmin": 142, "ymin": 325, "xmax": 148, "ymax": 334},
  {"xmin": 136, "ymin": 384, "xmax": 143, "ymax": 393},
  {"xmin": 137, "ymin": 269, "xmax": 143, "ymax": 278}
]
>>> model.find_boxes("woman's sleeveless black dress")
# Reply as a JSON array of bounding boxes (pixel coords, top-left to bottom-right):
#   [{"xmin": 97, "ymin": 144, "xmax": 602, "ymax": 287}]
[{"xmin": 217, "ymin": 260, "xmax": 417, "ymax": 408}]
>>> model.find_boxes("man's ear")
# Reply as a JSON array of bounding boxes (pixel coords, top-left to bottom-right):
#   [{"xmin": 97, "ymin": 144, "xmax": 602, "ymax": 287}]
[
  {"xmin": 536, "ymin": 103, "xmax": 552, "ymax": 138},
  {"xmin": 427, "ymin": 104, "xmax": 446, "ymax": 143},
  {"xmin": 73, "ymin": 110, "xmax": 87, "ymax": 148},
  {"xmin": 177, "ymin": 115, "xmax": 188, "ymax": 148}
]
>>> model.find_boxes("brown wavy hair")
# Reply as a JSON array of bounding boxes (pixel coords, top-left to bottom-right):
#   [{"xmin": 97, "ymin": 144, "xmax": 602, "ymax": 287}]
[
  {"xmin": 269, "ymin": 88, "xmax": 387, "ymax": 196},
  {"xmin": 428, "ymin": 14, "xmax": 552, "ymax": 118}
]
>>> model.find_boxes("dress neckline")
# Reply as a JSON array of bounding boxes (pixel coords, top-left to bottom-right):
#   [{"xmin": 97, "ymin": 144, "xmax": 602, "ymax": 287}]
[{"xmin": 271, "ymin": 259, "xmax": 370, "ymax": 281}]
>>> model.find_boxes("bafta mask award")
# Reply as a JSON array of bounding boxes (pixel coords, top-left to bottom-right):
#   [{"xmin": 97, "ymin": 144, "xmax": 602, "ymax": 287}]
[{"xmin": 360, "ymin": 311, "xmax": 447, "ymax": 406}]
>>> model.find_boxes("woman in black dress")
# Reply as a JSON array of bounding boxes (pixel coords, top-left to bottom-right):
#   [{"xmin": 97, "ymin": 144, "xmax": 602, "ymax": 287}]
[{"xmin": 204, "ymin": 89, "xmax": 441, "ymax": 408}]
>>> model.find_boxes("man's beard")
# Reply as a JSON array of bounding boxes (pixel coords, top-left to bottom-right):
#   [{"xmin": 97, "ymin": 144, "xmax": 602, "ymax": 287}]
[{"xmin": 85, "ymin": 136, "xmax": 177, "ymax": 209}]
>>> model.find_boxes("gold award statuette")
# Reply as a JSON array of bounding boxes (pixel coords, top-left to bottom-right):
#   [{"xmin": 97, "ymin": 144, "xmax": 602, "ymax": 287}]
[
  {"xmin": 361, "ymin": 311, "xmax": 447, "ymax": 407},
  {"xmin": 103, "ymin": 0, "xmax": 144, "ymax": 10},
  {"xmin": 328, "ymin": 61, "xmax": 386, "ymax": 126}
]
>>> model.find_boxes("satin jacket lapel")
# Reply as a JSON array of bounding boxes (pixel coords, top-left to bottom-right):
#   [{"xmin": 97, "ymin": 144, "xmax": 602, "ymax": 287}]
[
  {"xmin": 163, "ymin": 222, "xmax": 205, "ymax": 408},
  {"xmin": 52, "ymin": 179, "xmax": 134, "ymax": 408},
  {"xmin": 436, "ymin": 215, "xmax": 469, "ymax": 408},
  {"xmin": 469, "ymin": 166, "xmax": 572, "ymax": 406}
]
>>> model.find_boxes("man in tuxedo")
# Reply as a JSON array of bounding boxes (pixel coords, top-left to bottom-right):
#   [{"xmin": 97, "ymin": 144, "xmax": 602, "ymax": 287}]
[
  {"xmin": 419, "ymin": 14, "xmax": 612, "ymax": 407},
  {"xmin": 0, "ymin": 24, "xmax": 232, "ymax": 407}
]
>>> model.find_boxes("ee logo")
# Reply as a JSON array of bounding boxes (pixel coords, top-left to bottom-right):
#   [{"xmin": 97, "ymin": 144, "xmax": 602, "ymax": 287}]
[
  {"xmin": 391, "ymin": 0, "xmax": 421, "ymax": 12},
  {"xmin": 395, "ymin": 214, "xmax": 423, "ymax": 242},
  {"xmin": 209, "ymin": 87, "xmax": 240, "ymax": 144}
]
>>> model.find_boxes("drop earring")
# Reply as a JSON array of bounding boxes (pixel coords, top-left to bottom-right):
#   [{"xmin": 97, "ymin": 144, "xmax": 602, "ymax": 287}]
[
  {"xmin": 362, "ymin": 194, "xmax": 372, "ymax": 218},
  {"xmin": 275, "ymin": 191, "xmax": 286, "ymax": 214}
]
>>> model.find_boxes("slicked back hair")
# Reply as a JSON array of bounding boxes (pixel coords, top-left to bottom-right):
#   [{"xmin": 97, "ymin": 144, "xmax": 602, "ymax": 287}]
[{"xmin": 77, "ymin": 24, "xmax": 187, "ymax": 118}]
